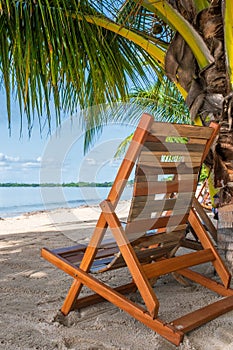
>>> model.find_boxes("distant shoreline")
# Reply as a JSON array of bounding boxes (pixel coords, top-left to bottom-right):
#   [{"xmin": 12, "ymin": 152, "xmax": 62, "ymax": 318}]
[
  {"xmin": 0, "ymin": 182, "xmax": 112, "ymax": 188},
  {"xmin": 0, "ymin": 181, "xmax": 134, "ymax": 188}
]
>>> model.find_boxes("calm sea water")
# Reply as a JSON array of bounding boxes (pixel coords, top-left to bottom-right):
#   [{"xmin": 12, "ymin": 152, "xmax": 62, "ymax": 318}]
[{"xmin": 0, "ymin": 186, "xmax": 133, "ymax": 218}]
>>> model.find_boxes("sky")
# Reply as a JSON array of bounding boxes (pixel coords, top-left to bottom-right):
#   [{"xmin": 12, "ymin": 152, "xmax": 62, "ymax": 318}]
[{"xmin": 0, "ymin": 91, "xmax": 135, "ymax": 184}]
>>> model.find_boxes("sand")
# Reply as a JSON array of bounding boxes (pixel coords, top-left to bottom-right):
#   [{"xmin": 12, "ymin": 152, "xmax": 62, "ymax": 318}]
[{"xmin": 1, "ymin": 203, "xmax": 233, "ymax": 350}]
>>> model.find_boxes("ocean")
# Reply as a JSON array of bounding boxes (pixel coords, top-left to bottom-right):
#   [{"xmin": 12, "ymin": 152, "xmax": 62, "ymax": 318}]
[{"xmin": 0, "ymin": 186, "xmax": 133, "ymax": 218}]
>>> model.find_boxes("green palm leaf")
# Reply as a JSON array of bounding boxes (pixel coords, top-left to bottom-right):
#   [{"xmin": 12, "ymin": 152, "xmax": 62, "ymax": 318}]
[{"xmin": 0, "ymin": 0, "xmax": 162, "ymax": 130}]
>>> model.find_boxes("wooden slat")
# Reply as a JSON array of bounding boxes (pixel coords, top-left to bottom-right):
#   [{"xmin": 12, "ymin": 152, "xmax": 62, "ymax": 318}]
[
  {"xmin": 193, "ymin": 197, "xmax": 217, "ymax": 242},
  {"xmin": 135, "ymin": 243, "xmax": 181, "ymax": 261},
  {"xmin": 183, "ymin": 156, "xmax": 203, "ymax": 163},
  {"xmin": 64, "ymin": 252, "xmax": 85, "ymax": 264},
  {"xmin": 171, "ymin": 295, "xmax": 233, "ymax": 333},
  {"xmin": 176, "ymin": 269, "xmax": 233, "ymax": 297},
  {"xmin": 150, "ymin": 122, "xmax": 213, "ymax": 139},
  {"xmin": 133, "ymin": 179, "xmax": 197, "ymax": 196},
  {"xmin": 101, "ymin": 242, "xmax": 183, "ymax": 271},
  {"xmin": 129, "ymin": 208, "xmax": 190, "ymax": 223},
  {"xmin": 145, "ymin": 134, "xmax": 166, "ymax": 142},
  {"xmin": 180, "ymin": 238, "xmax": 203, "ymax": 251},
  {"xmin": 134, "ymin": 175, "xmax": 173, "ymax": 183},
  {"xmin": 126, "ymin": 213, "xmax": 189, "ymax": 235},
  {"xmin": 187, "ymin": 138, "xmax": 207, "ymax": 145},
  {"xmin": 96, "ymin": 254, "xmax": 126, "ymax": 272},
  {"xmin": 132, "ymin": 193, "xmax": 194, "ymax": 205},
  {"xmin": 139, "ymin": 153, "xmax": 203, "ymax": 164},
  {"xmin": 143, "ymin": 142, "xmax": 205, "ymax": 153},
  {"xmin": 154, "ymin": 223, "xmax": 187, "ymax": 234},
  {"xmin": 130, "ymin": 192, "xmax": 194, "ymax": 209},
  {"xmin": 141, "ymin": 151, "xmax": 204, "ymax": 159},
  {"xmin": 97, "ymin": 241, "xmax": 185, "ymax": 272},
  {"xmin": 130, "ymin": 197, "xmax": 191, "ymax": 212},
  {"xmin": 178, "ymin": 173, "xmax": 199, "ymax": 181},
  {"xmin": 142, "ymin": 249, "xmax": 215, "ymax": 279},
  {"xmin": 144, "ymin": 133, "xmax": 194, "ymax": 144},
  {"xmin": 137, "ymin": 163, "xmax": 201, "ymax": 174},
  {"xmin": 129, "ymin": 200, "xmax": 192, "ymax": 220},
  {"xmin": 135, "ymin": 173, "xmax": 197, "ymax": 183},
  {"xmin": 90, "ymin": 257, "xmax": 115, "ymax": 268},
  {"xmin": 125, "ymin": 224, "xmax": 187, "ymax": 243},
  {"xmin": 72, "ymin": 282, "xmax": 137, "ymax": 310},
  {"xmin": 134, "ymin": 178, "xmax": 197, "ymax": 190},
  {"xmin": 132, "ymin": 230, "xmax": 185, "ymax": 248},
  {"xmin": 95, "ymin": 246, "xmax": 119, "ymax": 258},
  {"xmin": 53, "ymin": 244, "xmax": 87, "ymax": 255},
  {"xmin": 65, "ymin": 247, "xmax": 120, "ymax": 265}
]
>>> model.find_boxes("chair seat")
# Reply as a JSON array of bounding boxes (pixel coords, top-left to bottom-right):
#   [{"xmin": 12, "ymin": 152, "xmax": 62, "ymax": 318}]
[{"xmin": 50, "ymin": 228, "xmax": 185, "ymax": 273}]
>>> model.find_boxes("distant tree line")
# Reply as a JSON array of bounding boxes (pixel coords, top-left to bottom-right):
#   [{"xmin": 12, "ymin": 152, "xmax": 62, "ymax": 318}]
[{"xmin": 0, "ymin": 181, "xmax": 134, "ymax": 188}]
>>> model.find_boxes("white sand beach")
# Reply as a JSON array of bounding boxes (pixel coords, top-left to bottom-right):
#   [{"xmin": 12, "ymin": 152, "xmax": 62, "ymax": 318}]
[{"xmin": 1, "ymin": 203, "xmax": 233, "ymax": 350}]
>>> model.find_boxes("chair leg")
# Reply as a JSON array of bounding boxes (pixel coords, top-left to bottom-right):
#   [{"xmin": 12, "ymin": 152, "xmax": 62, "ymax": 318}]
[
  {"xmin": 61, "ymin": 216, "xmax": 109, "ymax": 314},
  {"xmin": 61, "ymin": 279, "xmax": 82, "ymax": 315},
  {"xmin": 100, "ymin": 200, "xmax": 160, "ymax": 318},
  {"xmin": 189, "ymin": 208, "xmax": 231, "ymax": 288}
]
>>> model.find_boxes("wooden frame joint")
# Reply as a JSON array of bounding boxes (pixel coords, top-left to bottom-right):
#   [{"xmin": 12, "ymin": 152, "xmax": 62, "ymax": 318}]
[{"xmin": 100, "ymin": 200, "xmax": 114, "ymax": 213}]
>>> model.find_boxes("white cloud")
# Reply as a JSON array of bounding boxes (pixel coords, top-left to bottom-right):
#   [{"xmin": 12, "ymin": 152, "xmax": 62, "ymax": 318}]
[
  {"xmin": 0, "ymin": 152, "xmax": 41, "ymax": 170},
  {"xmin": 0, "ymin": 153, "xmax": 20, "ymax": 164},
  {"xmin": 23, "ymin": 162, "xmax": 41, "ymax": 168},
  {"xmin": 85, "ymin": 158, "xmax": 97, "ymax": 166},
  {"xmin": 7, "ymin": 155, "xmax": 20, "ymax": 162}
]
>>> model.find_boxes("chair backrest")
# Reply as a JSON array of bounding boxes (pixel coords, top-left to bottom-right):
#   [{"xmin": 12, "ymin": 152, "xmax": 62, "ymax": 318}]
[{"xmin": 125, "ymin": 121, "xmax": 214, "ymax": 245}]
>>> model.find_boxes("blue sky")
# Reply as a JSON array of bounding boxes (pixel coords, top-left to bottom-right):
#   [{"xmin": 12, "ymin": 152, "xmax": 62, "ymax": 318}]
[{"xmin": 0, "ymin": 91, "xmax": 134, "ymax": 183}]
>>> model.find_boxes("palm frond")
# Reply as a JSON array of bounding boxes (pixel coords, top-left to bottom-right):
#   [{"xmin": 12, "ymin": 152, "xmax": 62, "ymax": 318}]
[
  {"xmin": 0, "ymin": 0, "xmax": 162, "ymax": 130},
  {"xmin": 91, "ymin": 0, "xmax": 173, "ymax": 47},
  {"xmin": 82, "ymin": 75, "xmax": 190, "ymax": 153},
  {"xmin": 129, "ymin": 78, "xmax": 189, "ymax": 123},
  {"xmin": 114, "ymin": 133, "xmax": 133, "ymax": 158}
]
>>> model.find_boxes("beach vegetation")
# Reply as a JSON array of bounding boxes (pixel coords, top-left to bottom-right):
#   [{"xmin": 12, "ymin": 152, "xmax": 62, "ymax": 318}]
[{"xmin": 0, "ymin": 181, "xmax": 134, "ymax": 187}]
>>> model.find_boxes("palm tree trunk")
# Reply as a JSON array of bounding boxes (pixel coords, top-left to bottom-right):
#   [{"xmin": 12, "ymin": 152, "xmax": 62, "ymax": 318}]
[
  {"xmin": 165, "ymin": 0, "xmax": 233, "ymax": 269},
  {"xmin": 218, "ymin": 204, "xmax": 233, "ymax": 269}
]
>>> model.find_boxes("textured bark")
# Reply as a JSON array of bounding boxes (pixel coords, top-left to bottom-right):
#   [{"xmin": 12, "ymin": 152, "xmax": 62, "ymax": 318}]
[
  {"xmin": 166, "ymin": 0, "xmax": 233, "ymax": 268},
  {"xmin": 218, "ymin": 204, "xmax": 233, "ymax": 269},
  {"xmin": 166, "ymin": 0, "xmax": 233, "ymax": 206},
  {"xmin": 165, "ymin": 32, "xmax": 197, "ymax": 92}
]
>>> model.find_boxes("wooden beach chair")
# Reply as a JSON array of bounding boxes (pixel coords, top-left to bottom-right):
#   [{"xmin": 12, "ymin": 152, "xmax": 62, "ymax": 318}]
[{"xmin": 41, "ymin": 114, "xmax": 233, "ymax": 346}]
